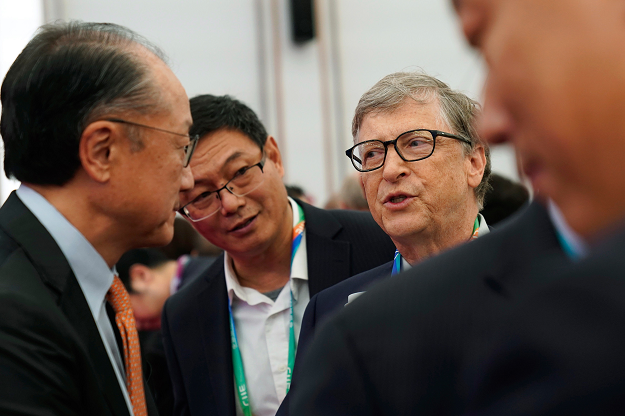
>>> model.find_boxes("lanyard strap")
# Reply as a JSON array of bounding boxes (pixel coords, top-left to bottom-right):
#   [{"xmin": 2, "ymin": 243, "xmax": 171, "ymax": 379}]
[
  {"xmin": 229, "ymin": 203, "xmax": 305, "ymax": 415},
  {"xmin": 391, "ymin": 215, "xmax": 481, "ymax": 276}
]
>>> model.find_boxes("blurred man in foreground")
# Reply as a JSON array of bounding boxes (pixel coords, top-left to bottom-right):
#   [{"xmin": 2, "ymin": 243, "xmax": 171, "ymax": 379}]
[
  {"xmin": 0, "ymin": 21, "xmax": 196, "ymax": 415},
  {"xmin": 162, "ymin": 94, "xmax": 394, "ymax": 416}
]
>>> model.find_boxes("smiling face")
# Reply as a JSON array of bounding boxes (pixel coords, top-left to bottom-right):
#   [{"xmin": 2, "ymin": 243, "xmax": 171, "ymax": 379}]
[
  {"xmin": 358, "ymin": 97, "xmax": 483, "ymax": 247},
  {"xmin": 455, "ymin": 0, "xmax": 625, "ymax": 237},
  {"xmin": 180, "ymin": 129, "xmax": 291, "ymax": 258}
]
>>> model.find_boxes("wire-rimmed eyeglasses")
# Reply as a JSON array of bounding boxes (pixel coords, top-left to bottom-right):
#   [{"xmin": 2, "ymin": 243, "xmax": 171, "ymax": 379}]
[
  {"xmin": 180, "ymin": 154, "xmax": 266, "ymax": 222},
  {"xmin": 105, "ymin": 118, "xmax": 199, "ymax": 167},
  {"xmin": 345, "ymin": 129, "xmax": 472, "ymax": 172}
]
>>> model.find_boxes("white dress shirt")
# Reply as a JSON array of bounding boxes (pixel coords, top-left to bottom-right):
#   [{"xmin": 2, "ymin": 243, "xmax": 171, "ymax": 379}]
[
  {"xmin": 16, "ymin": 185, "xmax": 134, "ymax": 416},
  {"xmin": 225, "ymin": 197, "xmax": 309, "ymax": 416}
]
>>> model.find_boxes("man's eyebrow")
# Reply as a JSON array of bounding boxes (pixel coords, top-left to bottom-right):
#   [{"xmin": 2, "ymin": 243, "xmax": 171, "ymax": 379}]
[
  {"xmin": 192, "ymin": 151, "xmax": 245, "ymax": 188},
  {"xmin": 224, "ymin": 151, "xmax": 243, "ymax": 166}
]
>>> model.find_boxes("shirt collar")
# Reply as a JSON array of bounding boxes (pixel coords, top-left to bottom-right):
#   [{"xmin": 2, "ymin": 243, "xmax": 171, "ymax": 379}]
[
  {"xmin": 548, "ymin": 200, "xmax": 589, "ymax": 259},
  {"xmin": 477, "ymin": 213, "xmax": 490, "ymax": 236},
  {"xmin": 16, "ymin": 185, "xmax": 114, "ymax": 318},
  {"xmin": 225, "ymin": 197, "xmax": 308, "ymax": 304}
]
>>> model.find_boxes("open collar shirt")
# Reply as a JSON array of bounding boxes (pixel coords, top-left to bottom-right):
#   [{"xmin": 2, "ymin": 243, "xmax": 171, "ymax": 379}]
[
  {"xmin": 224, "ymin": 197, "xmax": 309, "ymax": 416},
  {"xmin": 16, "ymin": 185, "xmax": 134, "ymax": 416}
]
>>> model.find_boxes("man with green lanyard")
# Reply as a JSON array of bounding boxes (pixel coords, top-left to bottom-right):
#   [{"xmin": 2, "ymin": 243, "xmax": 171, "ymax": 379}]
[
  {"xmin": 277, "ymin": 71, "xmax": 492, "ymax": 416},
  {"xmin": 161, "ymin": 94, "xmax": 395, "ymax": 416}
]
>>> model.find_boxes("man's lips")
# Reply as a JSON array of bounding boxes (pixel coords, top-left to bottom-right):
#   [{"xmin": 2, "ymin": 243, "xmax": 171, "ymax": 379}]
[
  {"xmin": 383, "ymin": 192, "xmax": 413, "ymax": 204},
  {"xmin": 228, "ymin": 214, "xmax": 258, "ymax": 232}
]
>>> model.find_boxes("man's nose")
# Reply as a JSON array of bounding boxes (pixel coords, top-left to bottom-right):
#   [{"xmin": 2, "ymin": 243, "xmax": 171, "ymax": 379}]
[
  {"xmin": 217, "ymin": 187, "xmax": 245, "ymax": 215},
  {"xmin": 381, "ymin": 145, "xmax": 410, "ymax": 182},
  {"xmin": 478, "ymin": 75, "xmax": 514, "ymax": 145},
  {"xmin": 180, "ymin": 165, "xmax": 194, "ymax": 192}
]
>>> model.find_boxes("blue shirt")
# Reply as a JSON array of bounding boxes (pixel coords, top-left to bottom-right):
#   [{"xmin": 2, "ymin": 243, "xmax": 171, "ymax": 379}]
[{"xmin": 16, "ymin": 185, "xmax": 134, "ymax": 415}]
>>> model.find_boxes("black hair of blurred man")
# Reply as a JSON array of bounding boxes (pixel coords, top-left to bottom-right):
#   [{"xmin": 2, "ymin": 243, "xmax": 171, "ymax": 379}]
[{"xmin": 481, "ymin": 173, "xmax": 530, "ymax": 226}]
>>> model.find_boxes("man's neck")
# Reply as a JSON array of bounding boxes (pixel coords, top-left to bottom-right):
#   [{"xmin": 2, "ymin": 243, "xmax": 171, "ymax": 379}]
[
  {"xmin": 229, "ymin": 200, "xmax": 294, "ymax": 293},
  {"xmin": 25, "ymin": 182, "xmax": 126, "ymax": 268},
  {"xmin": 394, "ymin": 208, "xmax": 479, "ymax": 266}
]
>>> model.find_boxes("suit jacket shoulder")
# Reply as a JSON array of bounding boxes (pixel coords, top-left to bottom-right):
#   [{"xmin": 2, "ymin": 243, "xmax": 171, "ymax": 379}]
[
  {"xmin": 162, "ymin": 253, "xmax": 236, "ymax": 416},
  {"xmin": 297, "ymin": 201, "xmax": 395, "ymax": 295},
  {"xmin": 290, "ymin": 202, "xmax": 568, "ymax": 416},
  {"xmin": 0, "ymin": 193, "xmax": 138, "ymax": 416}
]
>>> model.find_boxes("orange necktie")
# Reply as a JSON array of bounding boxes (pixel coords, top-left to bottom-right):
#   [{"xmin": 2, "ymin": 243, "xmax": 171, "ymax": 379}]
[{"xmin": 107, "ymin": 275, "xmax": 148, "ymax": 416}]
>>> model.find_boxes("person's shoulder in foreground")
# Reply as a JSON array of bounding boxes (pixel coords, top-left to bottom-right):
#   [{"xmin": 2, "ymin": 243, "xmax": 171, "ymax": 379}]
[
  {"xmin": 463, "ymin": 225, "xmax": 625, "ymax": 416},
  {"xmin": 289, "ymin": 201, "xmax": 568, "ymax": 415}
]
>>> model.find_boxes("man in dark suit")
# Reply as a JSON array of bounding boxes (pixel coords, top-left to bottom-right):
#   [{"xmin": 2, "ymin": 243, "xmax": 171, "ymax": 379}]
[
  {"xmin": 161, "ymin": 94, "xmax": 395, "ymax": 416},
  {"xmin": 278, "ymin": 71, "xmax": 492, "ymax": 416},
  {"xmin": 0, "ymin": 21, "xmax": 197, "ymax": 415},
  {"xmin": 290, "ymin": 0, "xmax": 625, "ymax": 412}
]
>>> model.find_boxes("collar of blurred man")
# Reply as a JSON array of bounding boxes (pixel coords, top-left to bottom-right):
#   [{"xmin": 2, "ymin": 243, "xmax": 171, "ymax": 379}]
[
  {"xmin": 352, "ymin": 80, "xmax": 489, "ymax": 266},
  {"xmin": 454, "ymin": 0, "xmax": 625, "ymax": 241}
]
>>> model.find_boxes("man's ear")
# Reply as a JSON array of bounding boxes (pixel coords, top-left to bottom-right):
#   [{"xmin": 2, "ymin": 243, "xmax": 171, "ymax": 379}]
[
  {"xmin": 264, "ymin": 136, "xmax": 284, "ymax": 177},
  {"xmin": 79, "ymin": 121, "xmax": 122, "ymax": 183},
  {"xmin": 467, "ymin": 144, "xmax": 487, "ymax": 189},
  {"xmin": 129, "ymin": 264, "xmax": 155, "ymax": 293}
]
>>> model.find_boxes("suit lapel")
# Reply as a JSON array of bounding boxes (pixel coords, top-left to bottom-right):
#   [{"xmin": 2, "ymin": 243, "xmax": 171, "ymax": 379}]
[
  {"xmin": 299, "ymin": 201, "xmax": 351, "ymax": 296},
  {"xmin": 0, "ymin": 193, "xmax": 130, "ymax": 416},
  {"xmin": 195, "ymin": 260, "xmax": 236, "ymax": 416}
]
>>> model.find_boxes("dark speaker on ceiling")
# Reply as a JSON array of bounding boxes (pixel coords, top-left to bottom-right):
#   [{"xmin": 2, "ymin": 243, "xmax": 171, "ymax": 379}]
[{"xmin": 290, "ymin": 0, "xmax": 315, "ymax": 43}]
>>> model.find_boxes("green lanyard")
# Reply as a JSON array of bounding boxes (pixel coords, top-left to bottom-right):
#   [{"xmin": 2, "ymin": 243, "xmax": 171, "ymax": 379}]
[
  {"xmin": 228, "ymin": 204, "xmax": 305, "ymax": 416},
  {"xmin": 391, "ymin": 215, "xmax": 481, "ymax": 276}
]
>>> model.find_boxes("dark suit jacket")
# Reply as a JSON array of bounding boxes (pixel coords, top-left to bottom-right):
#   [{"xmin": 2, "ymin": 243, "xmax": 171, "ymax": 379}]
[
  {"xmin": 462, "ymin": 226, "xmax": 625, "ymax": 416},
  {"xmin": 290, "ymin": 202, "xmax": 569, "ymax": 416},
  {"xmin": 161, "ymin": 201, "xmax": 395, "ymax": 416},
  {"xmin": 0, "ymin": 192, "xmax": 158, "ymax": 416}
]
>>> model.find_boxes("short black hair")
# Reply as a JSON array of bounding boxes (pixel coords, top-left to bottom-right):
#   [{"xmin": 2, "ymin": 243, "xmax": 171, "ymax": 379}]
[
  {"xmin": 116, "ymin": 248, "xmax": 171, "ymax": 293},
  {"xmin": 189, "ymin": 94, "xmax": 268, "ymax": 148},
  {"xmin": 0, "ymin": 21, "xmax": 167, "ymax": 185}
]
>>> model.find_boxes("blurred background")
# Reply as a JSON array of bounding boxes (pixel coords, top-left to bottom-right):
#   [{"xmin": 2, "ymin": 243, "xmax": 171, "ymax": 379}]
[{"xmin": 0, "ymin": 0, "xmax": 519, "ymax": 206}]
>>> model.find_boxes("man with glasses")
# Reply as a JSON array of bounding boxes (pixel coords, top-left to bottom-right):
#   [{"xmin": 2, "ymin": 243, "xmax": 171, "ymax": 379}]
[
  {"xmin": 0, "ymin": 21, "xmax": 195, "ymax": 416},
  {"xmin": 289, "ymin": 9, "xmax": 608, "ymax": 416},
  {"xmin": 161, "ymin": 94, "xmax": 395, "ymax": 416},
  {"xmin": 279, "ymin": 71, "xmax": 494, "ymax": 415}
]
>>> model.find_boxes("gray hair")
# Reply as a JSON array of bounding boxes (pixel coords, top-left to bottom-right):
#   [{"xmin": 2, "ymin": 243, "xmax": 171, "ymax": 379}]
[{"xmin": 352, "ymin": 71, "xmax": 491, "ymax": 209}]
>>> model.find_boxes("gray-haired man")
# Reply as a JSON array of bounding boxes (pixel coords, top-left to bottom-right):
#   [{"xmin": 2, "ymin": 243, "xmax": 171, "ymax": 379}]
[{"xmin": 278, "ymin": 71, "xmax": 493, "ymax": 416}]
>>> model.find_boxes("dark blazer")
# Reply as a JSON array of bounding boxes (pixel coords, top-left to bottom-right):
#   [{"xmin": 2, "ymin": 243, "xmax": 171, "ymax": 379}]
[
  {"xmin": 290, "ymin": 202, "xmax": 570, "ymax": 416},
  {"xmin": 0, "ymin": 192, "xmax": 158, "ymax": 416},
  {"xmin": 462, "ymin": 227, "xmax": 625, "ymax": 416},
  {"xmin": 161, "ymin": 201, "xmax": 395, "ymax": 416}
]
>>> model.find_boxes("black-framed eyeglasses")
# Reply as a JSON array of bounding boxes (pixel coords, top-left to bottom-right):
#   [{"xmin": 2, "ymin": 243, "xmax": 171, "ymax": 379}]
[
  {"xmin": 345, "ymin": 129, "xmax": 472, "ymax": 172},
  {"xmin": 180, "ymin": 154, "xmax": 266, "ymax": 222},
  {"xmin": 105, "ymin": 118, "xmax": 199, "ymax": 167}
]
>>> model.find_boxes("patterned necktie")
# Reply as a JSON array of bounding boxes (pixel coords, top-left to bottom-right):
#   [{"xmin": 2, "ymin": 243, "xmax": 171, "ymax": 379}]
[{"xmin": 107, "ymin": 275, "xmax": 148, "ymax": 416}]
